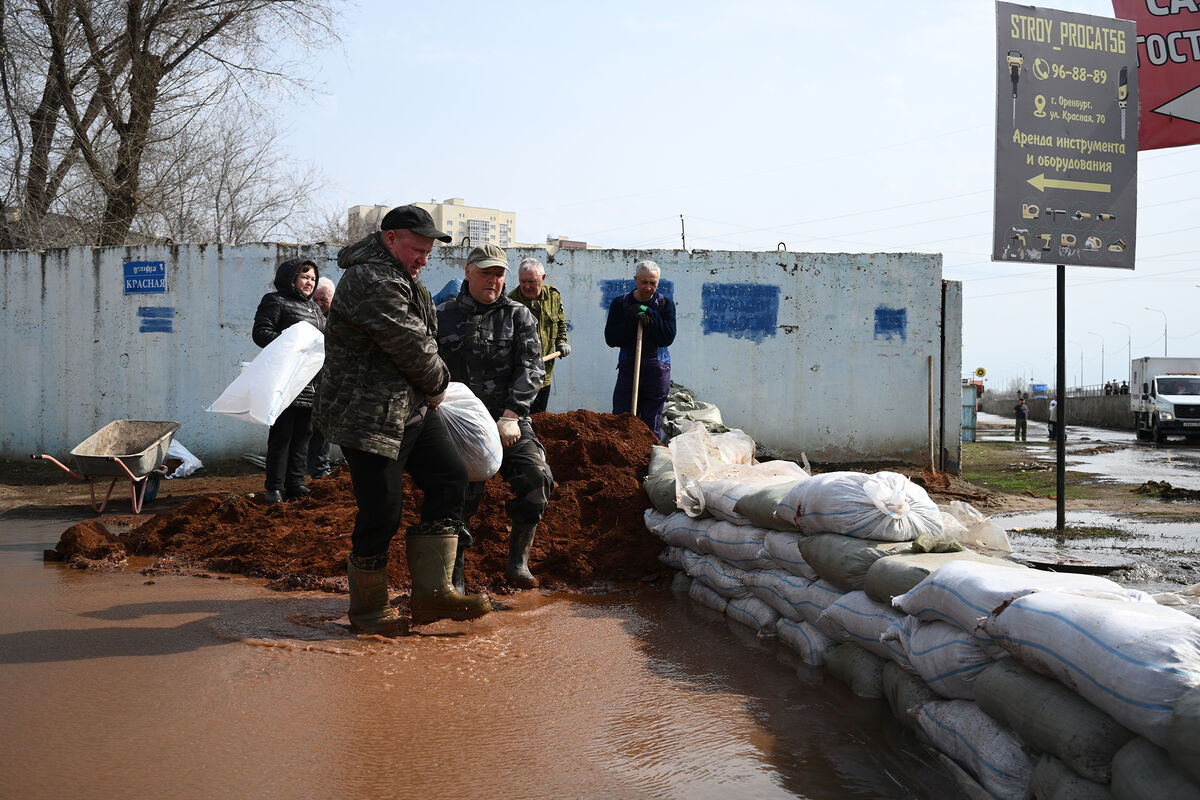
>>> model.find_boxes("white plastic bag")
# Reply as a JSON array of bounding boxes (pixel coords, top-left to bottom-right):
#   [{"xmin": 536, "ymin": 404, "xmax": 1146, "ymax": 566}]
[
  {"xmin": 207, "ymin": 321, "xmax": 324, "ymax": 426},
  {"xmin": 436, "ymin": 382, "xmax": 503, "ymax": 482},
  {"xmin": 164, "ymin": 440, "xmax": 203, "ymax": 479},
  {"xmin": 943, "ymin": 500, "xmax": 1013, "ymax": 555}
]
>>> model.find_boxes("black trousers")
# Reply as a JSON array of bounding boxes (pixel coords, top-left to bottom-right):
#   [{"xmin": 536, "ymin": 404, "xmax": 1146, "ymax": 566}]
[
  {"xmin": 265, "ymin": 404, "xmax": 313, "ymax": 492},
  {"xmin": 463, "ymin": 418, "xmax": 554, "ymax": 525},
  {"xmin": 529, "ymin": 384, "xmax": 552, "ymax": 414},
  {"xmin": 343, "ymin": 411, "xmax": 468, "ymax": 560}
]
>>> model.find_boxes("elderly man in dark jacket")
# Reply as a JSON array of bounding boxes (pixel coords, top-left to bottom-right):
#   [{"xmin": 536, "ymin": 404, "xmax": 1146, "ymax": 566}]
[
  {"xmin": 314, "ymin": 205, "xmax": 490, "ymax": 634},
  {"xmin": 253, "ymin": 257, "xmax": 324, "ymax": 503},
  {"xmin": 437, "ymin": 243, "xmax": 553, "ymax": 589}
]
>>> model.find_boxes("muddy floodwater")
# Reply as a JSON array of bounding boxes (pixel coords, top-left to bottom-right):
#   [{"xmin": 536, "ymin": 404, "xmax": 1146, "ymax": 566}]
[{"xmin": 0, "ymin": 518, "xmax": 962, "ymax": 799}]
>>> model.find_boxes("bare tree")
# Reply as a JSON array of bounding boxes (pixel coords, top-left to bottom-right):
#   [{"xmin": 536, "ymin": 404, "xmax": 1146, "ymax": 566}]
[
  {"xmin": 1, "ymin": 0, "xmax": 341, "ymax": 247},
  {"xmin": 136, "ymin": 105, "xmax": 327, "ymax": 244}
]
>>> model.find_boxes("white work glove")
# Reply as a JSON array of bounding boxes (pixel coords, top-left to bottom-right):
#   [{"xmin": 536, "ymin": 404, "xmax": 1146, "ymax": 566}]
[
  {"xmin": 556, "ymin": 342, "xmax": 571, "ymax": 358},
  {"xmin": 426, "ymin": 390, "xmax": 446, "ymax": 409},
  {"xmin": 497, "ymin": 416, "xmax": 521, "ymax": 447}
]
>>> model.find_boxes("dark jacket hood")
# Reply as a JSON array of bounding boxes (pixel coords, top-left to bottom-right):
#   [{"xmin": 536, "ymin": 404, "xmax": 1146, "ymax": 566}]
[{"xmin": 274, "ymin": 257, "xmax": 319, "ymax": 299}]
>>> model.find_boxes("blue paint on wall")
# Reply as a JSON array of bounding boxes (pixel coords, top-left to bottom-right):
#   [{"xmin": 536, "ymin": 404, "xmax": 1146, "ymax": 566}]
[
  {"xmin": 138, "ymin": 306, "xmax": 174, "ymax": 333},
  {"xmin": 598, "ymin": 278, "xmax": 673, "ymax": 311},
  {"xmin": 701, "ymin": 283, "xmax": 779, "ymax": 343},
  {"xmin": 874, "ymin": 306, "xmax": 907, "ymax": 341}
]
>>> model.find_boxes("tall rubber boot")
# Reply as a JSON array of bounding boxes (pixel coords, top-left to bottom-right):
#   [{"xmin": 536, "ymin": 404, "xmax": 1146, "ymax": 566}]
[
  {"xmin": 406, "ymin": 533, "xmax": 491, "ymax": 625},
  {"xmin": 346, "ymin": 555, "xmax": 406, "ymax": 635},
  {"xmin": 506, "ymin": 522, "xmax": 539, "ymax": 589}
]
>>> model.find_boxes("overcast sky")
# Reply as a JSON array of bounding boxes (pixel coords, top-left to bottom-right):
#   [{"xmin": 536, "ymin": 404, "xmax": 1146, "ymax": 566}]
[{"xmin": 282, "ymin": 0, "xmax": 1198, "ymax": 393}]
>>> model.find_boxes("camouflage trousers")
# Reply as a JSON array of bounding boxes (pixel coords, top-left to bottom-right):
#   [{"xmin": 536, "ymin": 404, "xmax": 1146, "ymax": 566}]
[{"xmin": 464, "ymin": 417, "xmax": 554, "ymax": 525}]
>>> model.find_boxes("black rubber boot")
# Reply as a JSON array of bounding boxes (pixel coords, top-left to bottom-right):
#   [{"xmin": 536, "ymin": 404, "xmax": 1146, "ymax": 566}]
[{"xmin": 506, "ymin": 522, "xmax": 539, "ymax": 589}]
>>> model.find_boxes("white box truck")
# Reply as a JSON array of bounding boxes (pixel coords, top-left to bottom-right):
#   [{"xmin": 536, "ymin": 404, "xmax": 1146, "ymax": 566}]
[{"xmin": 1130, "ymin": 357, "xmax": 1200, "ymax": 443}]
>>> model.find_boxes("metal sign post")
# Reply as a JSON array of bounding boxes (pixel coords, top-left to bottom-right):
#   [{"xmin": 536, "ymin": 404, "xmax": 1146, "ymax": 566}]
[{"xmin": 994, "ymin": 3, "xmax": 1139, "ymax": 532}]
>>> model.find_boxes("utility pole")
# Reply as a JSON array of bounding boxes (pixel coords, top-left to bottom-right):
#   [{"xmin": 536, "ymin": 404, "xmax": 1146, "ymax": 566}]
[{"xmin": 680, "ymin": 214, "xmax": 686, "ymax": 250}]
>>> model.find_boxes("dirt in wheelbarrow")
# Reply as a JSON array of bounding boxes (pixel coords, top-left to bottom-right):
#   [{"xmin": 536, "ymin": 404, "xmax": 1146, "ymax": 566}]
[{"xmin": 40, "ymin": 410, "xmax": 673, "ymax": 595}]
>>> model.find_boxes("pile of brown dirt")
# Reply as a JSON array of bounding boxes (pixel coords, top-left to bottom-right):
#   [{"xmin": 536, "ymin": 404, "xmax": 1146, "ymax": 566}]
[{"xmin": 55, "ymin": 410, "xmax": 667, "ymax": 594}]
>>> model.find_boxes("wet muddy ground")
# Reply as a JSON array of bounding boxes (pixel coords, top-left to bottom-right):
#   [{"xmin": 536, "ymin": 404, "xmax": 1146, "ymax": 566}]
[{"xmin": 1, "ymin": 518, "xmax": 962, "ymax": 799}]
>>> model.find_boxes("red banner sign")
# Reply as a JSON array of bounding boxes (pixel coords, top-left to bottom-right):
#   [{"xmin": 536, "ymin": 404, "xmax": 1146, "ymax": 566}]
[{"xmin": 1112, "ymin": 0, "xmax": 1200, "ymax": 149}]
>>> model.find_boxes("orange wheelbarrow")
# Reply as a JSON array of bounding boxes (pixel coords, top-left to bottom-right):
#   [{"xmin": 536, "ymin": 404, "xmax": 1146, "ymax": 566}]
[{"xmin": 32, "ymin": 420, "xmax": 181, "ymax": 514}]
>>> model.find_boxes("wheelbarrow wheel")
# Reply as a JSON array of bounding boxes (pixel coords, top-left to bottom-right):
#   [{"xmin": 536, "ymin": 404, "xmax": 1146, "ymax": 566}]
[{"xmin": 144, "ymin": 473, "xmax": 162, "ymax": 503}]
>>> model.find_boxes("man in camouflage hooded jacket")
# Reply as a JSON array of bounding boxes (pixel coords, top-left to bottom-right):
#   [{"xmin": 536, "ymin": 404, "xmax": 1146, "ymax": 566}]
[
  {"xmin": 437, "ymin": 243, "xmax": 553, "ymax": 590},
  {"xmin": 315, "ymin": 205, "xmax": 489, "ymax": 633}
]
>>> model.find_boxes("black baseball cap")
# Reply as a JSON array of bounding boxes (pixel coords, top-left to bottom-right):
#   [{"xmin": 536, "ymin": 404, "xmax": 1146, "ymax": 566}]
[{"xmin": 380, "ymin": 204, "xmax": 451, "ymax": 242}]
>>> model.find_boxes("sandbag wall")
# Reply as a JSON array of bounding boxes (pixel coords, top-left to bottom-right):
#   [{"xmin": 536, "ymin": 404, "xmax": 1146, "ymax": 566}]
[{"xmin": 644, "ymin": 450, "xmax": 1200, "ymax": 800}]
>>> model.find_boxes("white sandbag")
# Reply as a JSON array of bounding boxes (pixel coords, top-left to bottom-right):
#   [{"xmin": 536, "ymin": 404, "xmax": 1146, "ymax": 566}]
[
  {"xmin": 882, "ymin": 660, "xmax": 940, "ymax": 729},
  {"xmin": 777, "ymin": 618, "xmax": 832, "ymax": 666},
  {"xmin": 943, "ymin": 500, "xmax": 1013, "ymax": 555},
  {"xmin": 901, "ymin": 619, "xmax": 995, "ymax": 700},
  {"xmin": 779, "ymin": 471, "xmax": 942, "ymax": 541},
  {"xmin": 645, "ymin": 509, "xmax": 715, "ymax": 553},
  {"xmin": 799, "ymin": 533, "xmax": 911, "ymax": 592},
  {"xmin": 1111, "ymin": 737, "xmax": 1200, "ymax": 800},
  {"xmin": 164, "ymin": 439, "xmax": 203, "ymax": 479},
  {"xmin": 1168, "ymin": 685, "xmax": 1200, "ymax": 785},
  {"xmin": 763, "ymin": 531, "xmax": 817, "ymax": 580},
  {"xmin": 892, "ymin": 560, "xmax": 1155, "ymax": 643},
  {"xmin": 683, "ymin": 554, "xmax": 751, "ymax": 599},
  {"xmin": 795, "ymin": 578, "xmax": 846, "ymax": 628},
  {"xmin": 436, "ymin": 382, "xmax": 503, "ymax": 481},
  {"xmin": 743, "ymin": 568, "xmax": 813, "ymax": 621},
  {"xmin": 668, "ymin": 420, "xmax": 756, "ymax": 512},
  {"xmin": 695, "ymin": 521, "xmax": 774, "ymax": 570},
  {"xmin": 864, "ymin": 550, "xmax": 1022, "ymax": 604},
  {"xmin": 980, "ymin": 590, "xmax": 1200, "ymax": 747},
  {"xmin": 679, "ymin": 548, "xmax": 704, "ymax": 576},
  {"xmin": 657, "ymin": 546, "xmax": 687, "ymax": 571},
  {"xmin": 1027, "ymin": 755, "xmax": 1113, "ymax": 800},
  {"xmin": 735, "ymin": 480, "xmax": 805, "ymax": 532},
  {"xmin": 824, "ymin": 642, "xmax": 887, "ymax": 699},
  {"xmin": 688, "ymin": 579, "xmax": 729, "ymax": 613},
  {"xmin": 975, "ymin": 659, "xmax": 1135, "ymax": 785},
  {"xmin": 879, "ymin": 615, "xmax": 917, "ymax": 672},
  {"xmin": 207, "ymin": 321, "xmax": 324, "ymax": 426},
  {"xmin": 817, "ymin": 590, "xmax": 908, "ymax": 663},
  {"xmin": 695, "ymin": 461, "xmax": 809, "ymax": 523},
  {"xmin": 726, "ymin": 595, "xmax": 780, "ymax": 637},
  {"xmin": 911, "ymin": 699, "xmax": 1033, "ymax": 800},
  {"xmin": 643, "ymin": 445, "xmax": 678, "ymax": 514}
]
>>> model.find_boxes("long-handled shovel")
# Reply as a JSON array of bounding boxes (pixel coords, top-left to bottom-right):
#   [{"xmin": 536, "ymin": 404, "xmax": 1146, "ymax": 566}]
[{"xmin": 631, "ymin": 323, "xmax": 643, "ymax": 417}]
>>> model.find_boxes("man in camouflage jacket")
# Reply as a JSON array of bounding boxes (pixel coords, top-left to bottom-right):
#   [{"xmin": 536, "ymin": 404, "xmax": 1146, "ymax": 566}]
[
  {"xmin": 315, "ymin": 205, "xmax": 489, "ymax": 633},
  {"xmin": 508, "ymin": 256, "xmax": 570, "ymax": 414},
  {"xmin": 437, "ymin": 243, "xmax": 553, "ymax": 589}
]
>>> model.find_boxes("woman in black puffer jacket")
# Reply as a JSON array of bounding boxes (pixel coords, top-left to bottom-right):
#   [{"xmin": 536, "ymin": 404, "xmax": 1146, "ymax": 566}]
[{"xmin": 253, "ymin": 257, "xmax": 325, "ymax": 502}]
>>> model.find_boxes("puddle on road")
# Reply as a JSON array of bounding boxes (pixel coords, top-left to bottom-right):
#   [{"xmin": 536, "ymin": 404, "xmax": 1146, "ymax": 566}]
[
  {"xmin": 1, "ymin": 518, "xmax": 962, "ymax": 800},
  {"xmin": 976, "ymin": 412, "xmax": 1200, "ymax": 490}
]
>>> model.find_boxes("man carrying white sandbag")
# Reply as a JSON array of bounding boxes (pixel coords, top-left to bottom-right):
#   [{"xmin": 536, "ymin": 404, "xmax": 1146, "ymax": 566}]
[
  {"xmin": 437, "ymin": 243, "xmax": 554, "ymax": 590},
  {"xmin": 315, "ymin": 205, "xmax": 490, "ymax": 634}
]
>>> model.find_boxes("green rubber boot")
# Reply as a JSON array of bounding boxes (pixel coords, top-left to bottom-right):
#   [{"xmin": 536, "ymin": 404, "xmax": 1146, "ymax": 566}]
[
  {"xmin": 346, "ymin": 556, "xmax": 406, "ymax": 635},
  {"xmin": 406, "ymin": 532, "xmax": 491, "ymax": 625},
  {"xmin": 506, "ymin": 522, "xmax": 539, "ymax": 589}
]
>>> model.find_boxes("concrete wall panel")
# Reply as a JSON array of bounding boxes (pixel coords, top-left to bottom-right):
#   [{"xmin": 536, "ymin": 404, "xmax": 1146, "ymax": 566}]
[{"xmin": 2, "ymin": 243, "xmax": 959, "ymax": 469}]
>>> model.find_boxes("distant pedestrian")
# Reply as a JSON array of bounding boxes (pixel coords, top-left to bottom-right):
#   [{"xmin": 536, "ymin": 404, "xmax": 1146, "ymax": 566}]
[
  {"xmin": 1120, "ymin": 380, "xmax": 1129, "ymax": 395},
  {"xmin": 1013, "ymin": 397, "xmax": 1028, "ymax": 441},
  {"xmin": 1104, "ymin": 380, "xmax": 1114, "ymax": 396},
  {"xmin": 1048, "ymin": 395, "xmax": 1058, "ymax": 440}
]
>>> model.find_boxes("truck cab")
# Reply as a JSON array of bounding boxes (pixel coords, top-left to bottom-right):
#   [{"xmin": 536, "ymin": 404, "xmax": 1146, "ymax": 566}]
[{"xmin": 1130, "ymin": 357, "xmax": 1200, "ymax": 443}]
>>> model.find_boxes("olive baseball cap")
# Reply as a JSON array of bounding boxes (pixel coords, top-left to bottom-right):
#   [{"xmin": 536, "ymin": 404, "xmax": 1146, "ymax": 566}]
[
  {"xmin": 380, "ymin": 204, "xmax": 451, "ymax": 242},
  {"xmin": 467, "ymin": 243, "xmax": 508, "ymax": 270}
]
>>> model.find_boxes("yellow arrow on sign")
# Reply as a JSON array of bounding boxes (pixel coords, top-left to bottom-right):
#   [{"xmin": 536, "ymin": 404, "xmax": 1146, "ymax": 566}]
[{"xmin": 1026, "ymin": 173, "xmax": 1111, "ymax": 193}]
